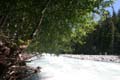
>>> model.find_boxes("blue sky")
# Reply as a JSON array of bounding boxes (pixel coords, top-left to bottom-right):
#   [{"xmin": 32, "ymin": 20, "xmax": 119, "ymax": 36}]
[
  {"xmin": 106, "ymin": 0, "xmax": 120, "ymax": 14},
  {"xmin": 94, "ymin": 0, "xmax": 120, "ymax": 21}
]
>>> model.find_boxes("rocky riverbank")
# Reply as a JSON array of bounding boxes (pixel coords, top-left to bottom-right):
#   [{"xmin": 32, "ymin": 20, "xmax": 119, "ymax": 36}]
[
  {"xmin": 0, "ymin": 38, "xmax": 41, "ymax": 80},
  {"xmin": 63, "ymin": 54, "xmax": 120, "ymax": 63}
]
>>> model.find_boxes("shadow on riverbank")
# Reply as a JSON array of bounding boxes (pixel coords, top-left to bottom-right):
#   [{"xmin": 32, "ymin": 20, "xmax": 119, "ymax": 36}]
[{"xmin": 23, "ymin": 73, "xmax": 41, "ymax": 80}]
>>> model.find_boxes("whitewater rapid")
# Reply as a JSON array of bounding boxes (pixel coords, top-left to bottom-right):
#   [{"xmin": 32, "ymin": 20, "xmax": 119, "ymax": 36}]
[{"xmin": 26, "ymin": 54, "xmax": 120, "ymax": 80}]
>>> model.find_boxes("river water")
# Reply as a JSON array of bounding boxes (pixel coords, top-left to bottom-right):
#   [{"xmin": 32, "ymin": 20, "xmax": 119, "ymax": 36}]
[{"xmin": 25, "ymin": 54, "xmax": 120, "ymax": 80}]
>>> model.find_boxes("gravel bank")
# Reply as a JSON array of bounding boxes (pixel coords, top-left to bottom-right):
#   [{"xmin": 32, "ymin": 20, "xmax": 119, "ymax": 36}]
[{"xmin": 63, "ymin": 54, "xmax": 120, "ymax": 63}]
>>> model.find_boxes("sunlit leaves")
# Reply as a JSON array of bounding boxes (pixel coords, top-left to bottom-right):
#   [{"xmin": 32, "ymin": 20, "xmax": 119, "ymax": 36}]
[{"xmin": 0, "ymin": 0, "xmax": 114, "ymax": 53}]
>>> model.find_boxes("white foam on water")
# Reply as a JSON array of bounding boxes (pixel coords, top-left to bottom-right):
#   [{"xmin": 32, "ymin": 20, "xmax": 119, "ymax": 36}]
[{"xmin": 27, "ymin": 54, "xmax": 120, "ymax": 80}]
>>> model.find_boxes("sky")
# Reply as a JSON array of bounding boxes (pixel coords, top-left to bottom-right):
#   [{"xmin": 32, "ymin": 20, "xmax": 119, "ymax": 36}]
[
  {"xmin": 106, "ymin": 0, "xmax": 120, "ymax": 15},
  {"xmin": 94, "ymin": 0, "xmax": 120, "ymax": 21}
]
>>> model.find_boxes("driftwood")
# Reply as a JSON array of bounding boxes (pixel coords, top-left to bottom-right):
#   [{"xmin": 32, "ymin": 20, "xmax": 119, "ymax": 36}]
[{"xmin": 0, "ymin": 36, "xmax": 41, "ymax": 80}]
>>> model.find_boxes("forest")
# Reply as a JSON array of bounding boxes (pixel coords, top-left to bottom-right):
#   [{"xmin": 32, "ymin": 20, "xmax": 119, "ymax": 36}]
[
  {"xmin": 0, "ymin": 0, "xmax": 119, "ymax": 80},
  {"xmin": 73, "ymin": 9, "xmax": 120, "ymax": 55}
]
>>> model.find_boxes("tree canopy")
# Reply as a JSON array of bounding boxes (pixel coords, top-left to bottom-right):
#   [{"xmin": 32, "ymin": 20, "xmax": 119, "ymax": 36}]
[
  {"xmin": 72, "ymin": 6, "xmax": 120, "ymax": 55},
  {"xmin": 0, "ymin": 0, "xmax": 114, "ymax": 53}
]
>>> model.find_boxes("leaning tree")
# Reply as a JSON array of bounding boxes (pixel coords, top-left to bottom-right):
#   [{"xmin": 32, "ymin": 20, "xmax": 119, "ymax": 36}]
[{"xmin": 0, "ymin": 0, "xmax": 114, "ymax": 79}]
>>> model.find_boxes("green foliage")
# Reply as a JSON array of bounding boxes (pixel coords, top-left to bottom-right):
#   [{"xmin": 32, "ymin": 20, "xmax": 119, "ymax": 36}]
[
  {"xmin": 73, "ymin": 8, "xmax": 120, "ymax": 55},
  {"xmin": 0, "ymin": 0, "xmax": 114, "ymax": 53}
]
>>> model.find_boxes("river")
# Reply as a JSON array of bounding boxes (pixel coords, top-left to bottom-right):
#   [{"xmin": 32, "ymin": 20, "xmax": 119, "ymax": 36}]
[{"xmin": 25, "ymin": 54, "xmax": 120, "ymax": 80}]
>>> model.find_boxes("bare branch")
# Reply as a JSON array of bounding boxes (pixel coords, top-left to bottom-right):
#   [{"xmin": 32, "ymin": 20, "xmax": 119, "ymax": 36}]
[{"xmin": 30, "ymin": 0, "xmax": 51, "ymax": 39}]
